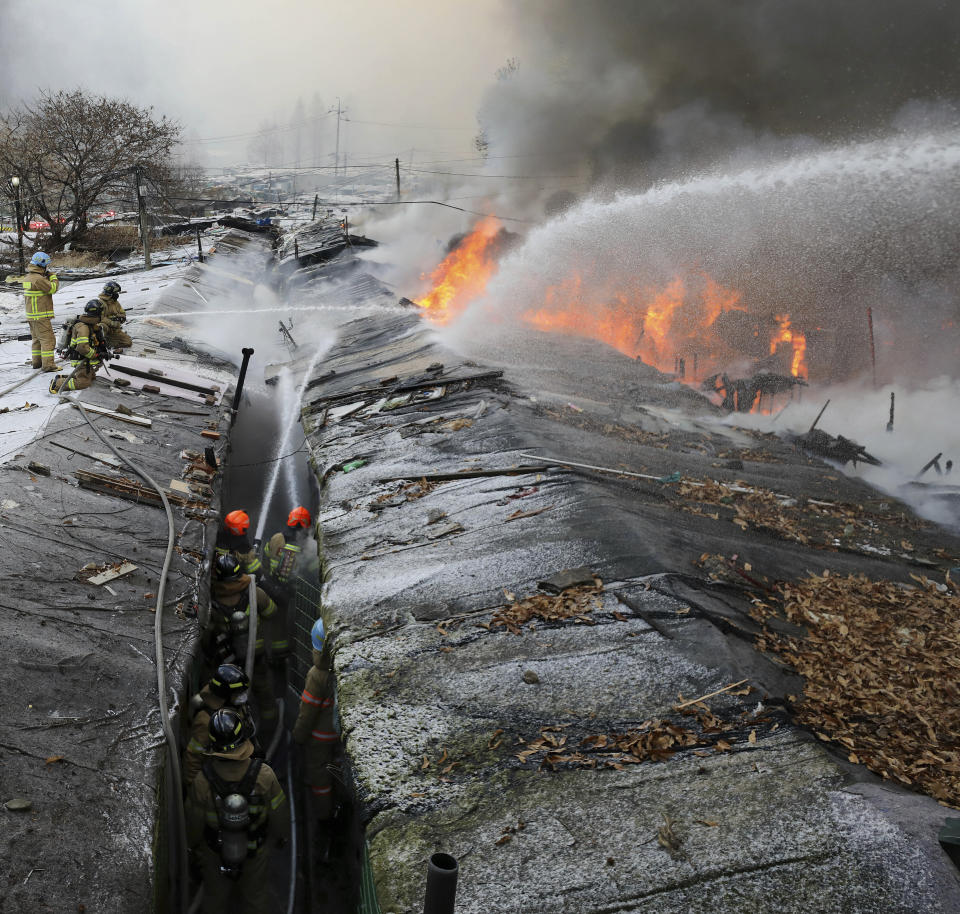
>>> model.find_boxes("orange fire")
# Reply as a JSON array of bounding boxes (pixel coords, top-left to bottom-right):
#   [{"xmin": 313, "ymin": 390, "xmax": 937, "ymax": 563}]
[
  {"xmin": 523, "ymin": 273, "xmax": 746, "ymax": 378},
  {"xmin": 415, "ymin": 216, "xmax": 502, "ymax": 325},
  {"xmin": 769, "ymin": 314, "xmax": 807, "ymax": 378}
]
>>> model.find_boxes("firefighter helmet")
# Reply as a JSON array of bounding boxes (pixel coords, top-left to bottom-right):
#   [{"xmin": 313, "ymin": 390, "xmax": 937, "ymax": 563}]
[
  {"xmin": 208, "ymin": 707, "xmax": 247, "ymax": 753},
  {"xmin": 287, "ymin": 506, "xmax": 311, "ymax": 528},
  {"xmin": 30, "ymin": 251, "xmax": 51, "ymax": 267},
  {"xmin": 209, "ymin": 664, "xmax": 250, "ymax": 703},
  {"xmin": 84, "ymin": 299, "xmax": 103, "ymax": 317},
  {"xmin": 102, "ymin": 280, "xmax": 122, "ymax": 298},
  {"xmin": 311, "ymin": 618, "xmax": 326, "ymax": 650},
  {"xmin": 215, "ymin": 552, "xmax": 242, "ymax": 580},
  {"xmin": 224, "ymin": 510, "xmax": 250, "ymax": 535}
]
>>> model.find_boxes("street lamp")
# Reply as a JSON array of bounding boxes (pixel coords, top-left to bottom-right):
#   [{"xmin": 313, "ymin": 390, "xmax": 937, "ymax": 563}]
[{"xmin": 10, "ymin": 176, "xmax": 25, "ymax": 275}]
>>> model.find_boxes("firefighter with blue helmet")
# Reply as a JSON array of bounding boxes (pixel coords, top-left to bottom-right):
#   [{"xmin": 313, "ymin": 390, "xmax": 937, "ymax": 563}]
[
  {"xmin": 22, "ymin": 251, "xmax": 58, "ymax": 372},
  {"xmin": 185, "ymin": 707, "xmax": 289, "ymax": 914},
  {"xmin": 292, "ymin": 617, "xmax": 338, "ymax": 820}
]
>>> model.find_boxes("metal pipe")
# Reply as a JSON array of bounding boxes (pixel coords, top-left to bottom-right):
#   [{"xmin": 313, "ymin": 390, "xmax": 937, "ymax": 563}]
[
  {"xmin": 230, "ymin": 347, "xmax": 254, "ymax": 424},
  {"xmin": 423, "ymin": 853, "xmax": 458, "ymax": 914}
]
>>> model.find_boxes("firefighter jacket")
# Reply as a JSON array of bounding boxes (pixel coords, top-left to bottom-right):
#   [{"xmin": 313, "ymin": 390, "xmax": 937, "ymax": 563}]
[
  {"xmin": 67, "ymin": 314, "xmax": 103, "ymax": 369},
  {"xmin": 292, "ymin": 649, "xmax": 337, "ymax": 770},
  {"xmin": 22, "ymin": 265, "xmax": 58, "ymax": 320},
  {"xmin": 210, "ymin": 575, "xmax": 284, "ymax": 655},
  {"xmin": 185, "ymin": 743, "xmax": 289, "ymax": 855},
  {"xmin": 264, "ymin": 531, "xmax": 319, "ymax": 585},
  {"xmin": 216, "ymin": 530, "xmax": 262, "ymax": 576},
  {"xmin": 97, "ymin": 293, "xmax": 126, "ymax": 331},
  {"xmin": 183, "ymin": 684, "xmax": 256, "ymax": 786}
]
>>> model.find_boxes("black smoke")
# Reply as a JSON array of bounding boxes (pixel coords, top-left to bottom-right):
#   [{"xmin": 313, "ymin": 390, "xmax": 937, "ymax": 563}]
[{"xmin": 479, "ymin": 0, "xmax": 960, "ymax": 186}]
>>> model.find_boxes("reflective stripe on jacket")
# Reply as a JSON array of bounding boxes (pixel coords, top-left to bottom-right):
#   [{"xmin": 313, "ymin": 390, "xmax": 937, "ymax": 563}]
[
  {"xmin": 23, "ymin": 265, "xmax": 58, "ymax": 319},
  {"xmin": 69, "ymin": 315, "xmax": 101, "ymax": 368}
]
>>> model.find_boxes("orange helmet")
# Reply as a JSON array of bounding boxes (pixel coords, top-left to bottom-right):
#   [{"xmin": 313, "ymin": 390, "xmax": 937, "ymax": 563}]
[
  {"xmin": 224, "ymin": 510, "xmax": 250, "ymax": 535},
  {"xmin": 287, "ymin": 506, "xmax": 311, "ymax": 528}
]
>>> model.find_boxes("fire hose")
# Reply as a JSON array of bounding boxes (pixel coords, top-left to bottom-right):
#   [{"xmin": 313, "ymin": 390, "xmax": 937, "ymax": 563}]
[{"xmin": 61, "ymin": 392, "xmax": 189, "ymax": 912}]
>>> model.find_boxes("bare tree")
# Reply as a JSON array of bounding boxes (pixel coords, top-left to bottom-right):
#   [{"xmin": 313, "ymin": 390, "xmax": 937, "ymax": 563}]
[{"xmin": 0, "ymin": 89, "xmax": 180, "ymax": 250}]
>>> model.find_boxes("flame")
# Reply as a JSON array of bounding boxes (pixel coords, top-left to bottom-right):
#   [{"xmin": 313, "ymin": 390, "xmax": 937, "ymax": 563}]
[
  {"xmin": 415, "ymin": 216, "xmax": 502, "ymax": 325},
  {"xmin": 769, "ymin": 313, "xmax": 807, "ymax": 378},
  {"xmin": 523, "ymin": 273, "xmax": 746, "ymax": 378}
]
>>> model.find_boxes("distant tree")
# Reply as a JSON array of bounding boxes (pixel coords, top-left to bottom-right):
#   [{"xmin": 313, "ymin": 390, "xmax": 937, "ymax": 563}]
[{"xmin": 0, "ymin": 89, "xmax": 181, "ymax": 251}]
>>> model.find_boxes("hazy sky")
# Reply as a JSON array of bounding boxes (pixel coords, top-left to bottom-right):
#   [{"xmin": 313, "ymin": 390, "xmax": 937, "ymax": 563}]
[{"xmin": 0, "ymin": 0, "xmax": 517, "ymax": 168}]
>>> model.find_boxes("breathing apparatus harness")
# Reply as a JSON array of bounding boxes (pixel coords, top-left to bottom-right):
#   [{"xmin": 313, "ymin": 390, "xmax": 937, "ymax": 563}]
[{"xmin": 202, "ymin": 758, "xmax": 266, "ymax": 877}]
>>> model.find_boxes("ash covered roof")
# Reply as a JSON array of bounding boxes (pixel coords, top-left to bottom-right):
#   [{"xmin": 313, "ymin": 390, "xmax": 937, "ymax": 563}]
[
  {"xmin": 0, "ymin": 235, "xmax": 267, "ymax": 912},
  {"xmin": 303, "ymin": 311, "xmax": 960, "ymax": 913}
]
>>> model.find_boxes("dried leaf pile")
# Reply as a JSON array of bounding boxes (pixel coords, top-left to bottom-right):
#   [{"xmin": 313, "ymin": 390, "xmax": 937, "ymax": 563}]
[
  {"xmin": 752, "ymin": 571, "xmax": 960, "ymax": 806},
  {"xmin": 515, "ymin": 699, "xmax": 772, "ymax": 771},
  {"xmin": 674, "ymin": 477, "xmax": 937, "ymax": 562},
  {"xmin": 370, "ymin": 477, "xmax": 439, "ymax": 508},
  {"xmin": 487, "ymin": 583, "xmax": 604, "ymax": 634}
]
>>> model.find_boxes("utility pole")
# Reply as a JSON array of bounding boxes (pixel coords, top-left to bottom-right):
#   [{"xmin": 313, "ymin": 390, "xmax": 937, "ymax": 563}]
[
  {"xmin": 133, "ymin": 166, "xmax": 151, "ymax": 270},
  {"xmin": 312, "ymin": 193, "xmax": 319, "ymax": 221},
  {"xmin": 10, "ymin": 176, "xmax": 25, "ymax": 275},
  {"xmin": 329, "ymin": 97, "xmax": 349, "ymax": 176},
  {"xmin": 196, "ymin": 229, "xmax": 204, "ymax": 263},
  {"xmin": 395, "ymin": 157, "xmax": 401, "ymax": 199}
]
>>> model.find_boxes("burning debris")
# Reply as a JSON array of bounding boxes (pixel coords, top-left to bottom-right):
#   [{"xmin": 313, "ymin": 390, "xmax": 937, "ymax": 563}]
[
  {"xmin": 702, "ymin": 371, "xmax": 806, "ymax": 412},
  {"xmin": 790, "ymin": 429, "xmax": 881, "ymax": 468}
]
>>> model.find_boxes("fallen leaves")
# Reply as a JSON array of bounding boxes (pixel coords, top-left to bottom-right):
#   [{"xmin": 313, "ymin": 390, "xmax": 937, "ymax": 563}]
[
  {"xmin": 488, "ymin": 583, "xmax": 604, "ymax": 634},
  {"xmin": 752, "ymin": 570, "xmax": 960, "ymax": 806}
]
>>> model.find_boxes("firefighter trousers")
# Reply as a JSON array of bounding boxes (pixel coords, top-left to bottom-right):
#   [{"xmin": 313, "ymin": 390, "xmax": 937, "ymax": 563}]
[
  {"xmin": 198, "ymin": 845, "xmax": 271, "ymax": 914},
  {"xmin": 106, "ymin": 327, "xmax": 132, "ymax": 349},
  {"xmin": 28, "ymin": 317, "xmax": 56, "ymax": 370}
]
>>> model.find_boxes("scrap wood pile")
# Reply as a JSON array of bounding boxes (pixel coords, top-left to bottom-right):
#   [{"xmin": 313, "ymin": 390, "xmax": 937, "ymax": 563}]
[
  {"xmin": 484, "ymin": 581, "xmax": 604, "ymax": 634},
  {"xmin": 674, "ymin": 476, "xmax": 937, "ymax": 561},
  {"xmin": 751, "ymin": 570, "xmax": 960, "ymax": 806},
  {"xmin": 515, "ymin": 689, "xmax": 776, "ymax": 771},
  {"xmin": 368, "ymin": 477, "xmax": 440, "ymax": 510}
]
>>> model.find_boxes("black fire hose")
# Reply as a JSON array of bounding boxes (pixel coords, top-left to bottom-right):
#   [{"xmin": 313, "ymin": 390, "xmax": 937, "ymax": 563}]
[
  {"xmin": 230, "ymin": 347, "xmax": 254, "ymax": 425},
  {"xmin": 424, "ymin": 853, "xmax": 459, "ymax": 914}
]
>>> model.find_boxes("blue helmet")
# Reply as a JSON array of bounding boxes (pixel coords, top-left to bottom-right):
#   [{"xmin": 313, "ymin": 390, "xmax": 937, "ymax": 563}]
[
  {"xmin": 311, "ymin": 618, "xmax": 326, "ymax": 650},
  {"xmin": 30, "ymin": 252, "xmax": 51, "ymax": 267}
]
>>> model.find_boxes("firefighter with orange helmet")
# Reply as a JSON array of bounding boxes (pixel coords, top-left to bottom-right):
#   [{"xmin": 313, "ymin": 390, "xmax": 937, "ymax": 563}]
[
  {"xmin": 263, "ymin": 506, "xmax": 318, "ymax": 592},
  {"xmin": 216, "ymin": 509, "xmax": 263, "ymax": 578}
]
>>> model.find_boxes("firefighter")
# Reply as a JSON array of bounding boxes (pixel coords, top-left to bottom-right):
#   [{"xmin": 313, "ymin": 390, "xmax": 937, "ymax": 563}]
[
  {"xmin": 49, "ymin": 300, "xmax": 108, "ymax": 393},
  {"xmin": 215, "ymin": 509, "xmax": 263, "ymax": 579},
  {"xmin": 186, "ymin": 708, "xmax": 289, "ymax": 914},
  {"xmin": 263, "ymin": 505, "xmax": 319, "ymax": 598},
  {"xmin": 292, "ymin": 618, "xmax": 338, "ymax": 821},
  {"xmin": 22, "ymin": 251, "xmax": 58, "ymax": 372},
  {"xmin": 97, "ymin": 280, "xmax": 132, "ymax": 349},
  {"xmin": 209, "ymin": 552, "xmax": 282, "ymax": 728},
  {"xmin": 184, "ymin": 664, "xmax": 257, "ymax": 787}
]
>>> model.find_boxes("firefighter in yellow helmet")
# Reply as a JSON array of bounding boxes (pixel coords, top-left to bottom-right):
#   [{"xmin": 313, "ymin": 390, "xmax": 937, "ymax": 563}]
[
  {"xmin": 185, "ymin": 708, "xmax": 289, "ymax": 914},
  {"xmin": 22, "ymin": 251, "xmax": 58, "ymax": 372},
  {"xmin": 292, "ymin": 618, "xmax": 338, "ymax": 821},
  {"xmin": 49, "ymin": 300, "xmax": 108, "ymax": 393},
  {"xmin": 98, "ymin": 281, "xmax": 132, "ymax": 349}
]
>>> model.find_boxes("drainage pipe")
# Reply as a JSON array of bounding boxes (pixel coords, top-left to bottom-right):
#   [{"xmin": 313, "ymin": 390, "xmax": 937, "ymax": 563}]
[
  {"xmin": 424, "ymin": 853, "xmax": 458, "ymax": 914},
  {"xmin": 230, "ymin": 347, "xmax": 254, "ymax": 424}
]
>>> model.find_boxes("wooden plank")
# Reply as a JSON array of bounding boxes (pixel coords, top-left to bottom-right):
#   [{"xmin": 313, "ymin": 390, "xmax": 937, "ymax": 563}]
[
  {"xmin": 88, "ymin": 562, "xmax": 138, "ymax": 586},
  {"xmin": 674, "ymin": 679, "xmax": 749, "ymax": 709},
  {"xmin": 71, "ymin": 402, "xmax": 152, "ymax": 428}
]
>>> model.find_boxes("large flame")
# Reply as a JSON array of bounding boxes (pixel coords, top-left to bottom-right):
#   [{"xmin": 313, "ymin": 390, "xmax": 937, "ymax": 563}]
[
  {"xmin": 523, "ymin": 273, "xmax": 747, "ymax": 378},
  {"xmin": 769, "ymin": 313, "xmax": 807, "ymax": 378},
  {"xmin": 415, "ymin": 216, "xmax": 502, "ymax": 325}
]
